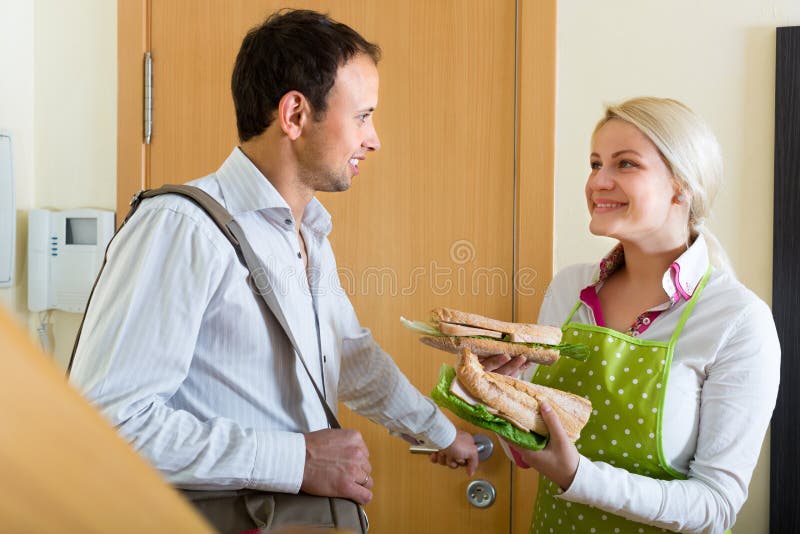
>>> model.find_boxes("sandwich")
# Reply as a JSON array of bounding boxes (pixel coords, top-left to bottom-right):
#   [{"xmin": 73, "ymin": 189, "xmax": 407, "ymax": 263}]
[
  {"xmin": 452, "ymin": 348, "xmax": 591, "ymax": 441},
  {"xmin": 401, "ymin": 307, "xmax": 588, "ymax": 365}
]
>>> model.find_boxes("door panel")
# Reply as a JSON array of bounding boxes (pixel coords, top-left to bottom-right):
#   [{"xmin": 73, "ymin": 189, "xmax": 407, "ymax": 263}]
[{"xmin": 121, "ymin": 0, "xmax": 553, "ymax": 531}]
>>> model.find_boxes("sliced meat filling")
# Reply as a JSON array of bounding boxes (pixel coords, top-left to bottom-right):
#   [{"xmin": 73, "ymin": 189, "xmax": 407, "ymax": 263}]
[{"xmin": 438, "ymin": 321, "xmax": 504, "ymax": 339}]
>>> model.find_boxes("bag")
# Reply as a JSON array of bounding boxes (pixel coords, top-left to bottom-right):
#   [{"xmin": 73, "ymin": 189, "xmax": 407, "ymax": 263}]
[
  {"xmin": 69, "ymin": 186, "xmax": 368, "ymax": 533},
  {"xmin": 182, "ymin": 490, "xmax": 368, "ymax": 533}
]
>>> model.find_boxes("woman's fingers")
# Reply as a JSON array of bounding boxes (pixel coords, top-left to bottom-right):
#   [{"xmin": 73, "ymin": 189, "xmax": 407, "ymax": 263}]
[
  {"xmin": 480, "ymin": 353, "xmax": 512, "ymax": 372},
  {"xmin": 540, "ymin": 400, "xmax": 569, "ymax": 446},
  {"xmin": 481, "ymin": 354, "xmax": 530, "ymax": 376}
]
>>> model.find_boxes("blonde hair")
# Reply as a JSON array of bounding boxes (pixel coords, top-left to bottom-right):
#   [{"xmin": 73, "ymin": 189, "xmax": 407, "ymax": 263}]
[{"xmin": 593, "ymin": 96, "xmax": 731, "ymax": 270}]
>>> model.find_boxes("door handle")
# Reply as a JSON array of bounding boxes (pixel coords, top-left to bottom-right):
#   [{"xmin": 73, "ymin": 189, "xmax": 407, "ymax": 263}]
[
  {"xmin": 473, "ymin": 434, "xmax": 494, "ymax": 461},
  {"xmin": 407, "ymin": 433, "xmax": 494, "ymax": 462}
]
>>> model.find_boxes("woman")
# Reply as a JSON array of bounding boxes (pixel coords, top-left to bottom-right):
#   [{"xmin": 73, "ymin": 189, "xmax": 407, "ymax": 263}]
[{"xmin": 503, "ymin": 97, "xmax": 780, "ymax": 533}]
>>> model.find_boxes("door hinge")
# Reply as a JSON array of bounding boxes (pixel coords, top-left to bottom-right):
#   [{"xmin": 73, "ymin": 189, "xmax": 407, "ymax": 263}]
[{"xmin": 144, "ymin": 52, "xmax": 152, "ymax": 144}]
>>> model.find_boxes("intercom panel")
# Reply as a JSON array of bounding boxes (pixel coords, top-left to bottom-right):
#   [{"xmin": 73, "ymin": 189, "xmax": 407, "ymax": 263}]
[{"xmin": 28, "ymin": 208, "xmax": 114, "ymax": 312}]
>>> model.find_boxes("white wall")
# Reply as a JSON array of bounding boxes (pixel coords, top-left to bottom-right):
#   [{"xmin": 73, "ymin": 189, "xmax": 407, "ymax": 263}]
[
  {"xmin": 0, "ymin": 0, "xmax": 792, "ymax": 529},
  {"xmin": 0, "ymin": 0, "xmax": 116, "ymax": 368},
  {"xmin": 555, "ymin": 2, "xmax": 800, "ymax": 532},
  {"xmin": 0, "ymin": 0, "xmax": 35, "ymax": 319},
  {"xmin": 33, "ymin": 0, "xmax": 117, "ymax": 369}
]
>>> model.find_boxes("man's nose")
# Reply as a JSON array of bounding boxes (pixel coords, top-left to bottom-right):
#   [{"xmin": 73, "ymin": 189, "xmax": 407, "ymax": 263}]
[{"xmin": 364, "ymin": 125, "xmax": 381, "ymax": 152}]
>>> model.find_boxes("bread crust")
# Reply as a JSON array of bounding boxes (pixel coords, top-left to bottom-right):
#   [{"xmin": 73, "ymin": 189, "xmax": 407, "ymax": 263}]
[
  {"xmin": 431, "ymin": 307, "xmax": 562, "ymax": 345},
  {"xmin": 454, "ymin": 349, "xmax": 591, "ymax": 441},
  {"xmin": 489, "ymin": 373, "xmax": 592, "ymax": 441},
  {"xmin": 419, "ymin": 335, "xmax": 560, "ymax": 365}
]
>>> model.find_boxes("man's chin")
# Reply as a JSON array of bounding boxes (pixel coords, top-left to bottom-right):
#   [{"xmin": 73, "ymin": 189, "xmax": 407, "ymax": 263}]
[
  {"xmin": 331, "ymin": 177, "xmax": 353, "ymax": 192},
  {"xmin": 310, "ymin": 170, "xmax": 354, "ymax": 193}
]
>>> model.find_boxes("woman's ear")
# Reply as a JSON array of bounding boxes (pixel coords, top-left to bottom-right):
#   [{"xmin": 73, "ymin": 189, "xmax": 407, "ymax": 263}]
[
  {"xmin": 277, "ymin": 91, "xmax": 309, "ymax": 141},
  {"xmin": 671, "ymin": 179, "xmax": 691, "ymax": 205}
]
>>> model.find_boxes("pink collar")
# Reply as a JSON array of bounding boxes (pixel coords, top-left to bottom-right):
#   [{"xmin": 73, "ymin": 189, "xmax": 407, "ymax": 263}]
[
  {"xmin": 589, "ymin": 234, "xmax": 710, "ymax": 303},
  {"xmin": 580, "ymin": 235, "xmax": 711, "ymax": 335}
]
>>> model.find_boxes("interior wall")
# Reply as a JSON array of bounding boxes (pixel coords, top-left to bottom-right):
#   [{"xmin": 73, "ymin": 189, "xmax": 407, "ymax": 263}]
[
  {"xmin": 33, "ymin": 0, "xmax": 117, "ymax": 369},
  {"xmin": 0, "ymin": 0, "xmax": 35, "ymax": 319},
  {"xmin": 1, "ymin": 0, "xmax": 795, "ymax": 530},
  {"xmin": 554, "ymin": 2, "xmax": 800, "ymax": 532},
  {"xmin": 0, "ymin": 0, "xmax": 116, "ymax": 369}
]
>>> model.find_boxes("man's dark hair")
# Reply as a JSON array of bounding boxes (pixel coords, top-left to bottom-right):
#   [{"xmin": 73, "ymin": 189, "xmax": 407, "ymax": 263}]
[{"xmin": 231, "ymin": 9, "xmax": 381, "ymax": 142}]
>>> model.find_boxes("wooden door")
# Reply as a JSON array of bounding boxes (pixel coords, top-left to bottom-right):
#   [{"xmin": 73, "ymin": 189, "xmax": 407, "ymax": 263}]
[
  {"xmin": 0, "ymin": 306, "xmax": 214, "ymax": 533},
  {"xmin": 117, "ymin": 1, "xmax": 555, "ymax": 532}
]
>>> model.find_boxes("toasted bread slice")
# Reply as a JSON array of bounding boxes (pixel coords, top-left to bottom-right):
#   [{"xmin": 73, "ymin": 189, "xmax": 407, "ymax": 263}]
[
  {"xmin": 449, "ymin": 375, "xmax": 534, "ymax": 432},
  {"xmin": 420, "ymin": 335, "xmax": 559, "ymax": 365},
  {"xmin": 431, "ymin": 307, "xmax": 562, "ymax": 345},
  {"xmin": 454, "ymin": 349, "xmax": 591, "ymax": 441},
  {"xmin": 490, "ymin": 373, "xmax": 592, "ymax": 441}
]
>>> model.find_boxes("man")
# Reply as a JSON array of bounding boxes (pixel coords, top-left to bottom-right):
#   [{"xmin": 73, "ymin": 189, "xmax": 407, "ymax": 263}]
[{"xmin": 70, "ymin": 8, "xmax": 477, "ymax": 532}]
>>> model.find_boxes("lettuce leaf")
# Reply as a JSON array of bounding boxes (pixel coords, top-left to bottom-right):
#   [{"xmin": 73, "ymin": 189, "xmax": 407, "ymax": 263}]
[
  {"xmin": 553, "ymin": 343, "xmax": 589, "ymax": 360},
  {"xmin": 400, "ymin": 317, "xmax": 443, "ymax": 336},
  {"xmin": 430, "ymin": 364, "xmax": 548, "ymax": 451}
]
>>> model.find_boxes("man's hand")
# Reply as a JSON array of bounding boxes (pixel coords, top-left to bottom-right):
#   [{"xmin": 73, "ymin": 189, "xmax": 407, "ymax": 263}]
[
  {"xmin": 502, "ymin": 401, "xmax": 579, "ymax": 490},
  {"xmin": 301, "ymin": 429, "xmax": 373, "ymax": 504},
  {"xmin": 428, "ymin": 430, "xmax": 479, "ymax": 476},
  {"xmin": 480, "ymin": 353, "xmax": 531, "ymax": 377}
]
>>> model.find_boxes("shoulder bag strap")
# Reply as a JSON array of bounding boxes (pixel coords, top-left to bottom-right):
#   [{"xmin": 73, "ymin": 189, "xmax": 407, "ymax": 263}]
[{"xmin": 68, "ymin": 185, "xmax": 340, "ymax": 430}]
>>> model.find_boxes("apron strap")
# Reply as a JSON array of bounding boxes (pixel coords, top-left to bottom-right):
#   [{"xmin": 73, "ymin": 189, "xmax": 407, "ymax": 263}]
[
  {"xmin": 562, "ymin": 301, "xmax": 582, "ymax": 327},
  {"xmin": 667, "ymin": 264, "xmax": 712, "ymax": 346}
]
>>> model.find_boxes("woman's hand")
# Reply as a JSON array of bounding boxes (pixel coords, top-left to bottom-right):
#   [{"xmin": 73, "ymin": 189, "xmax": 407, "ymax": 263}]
[
  {"xmin": 480, "ymin": 354, "xmax": 531, "ymax": 377},
  {"xmin": 503, "ymin": 401, "xmax": 580, "ymax": 491}
]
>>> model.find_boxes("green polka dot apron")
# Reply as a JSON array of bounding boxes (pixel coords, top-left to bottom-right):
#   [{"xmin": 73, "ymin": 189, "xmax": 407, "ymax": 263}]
[{"xmin": 529, "ymin": 266, "xmax": 711, "ymax": 534}]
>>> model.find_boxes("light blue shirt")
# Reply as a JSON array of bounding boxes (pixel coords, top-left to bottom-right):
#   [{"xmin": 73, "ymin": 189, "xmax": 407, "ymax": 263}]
[{"xmin": 71, "ymin": 148, "xmax": 456, "ymax": 493}]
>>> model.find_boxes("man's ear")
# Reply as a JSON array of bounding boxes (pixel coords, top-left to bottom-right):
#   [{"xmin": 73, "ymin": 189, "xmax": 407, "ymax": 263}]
[{"xmin": 277, "ymin": 91, "xmax": 309, "ymax": 141}]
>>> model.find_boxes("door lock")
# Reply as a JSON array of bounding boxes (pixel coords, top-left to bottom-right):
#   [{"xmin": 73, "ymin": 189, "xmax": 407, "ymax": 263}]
[{"xmin": 466, "ymin": 479, "xmax": 496, "ymax": 508}]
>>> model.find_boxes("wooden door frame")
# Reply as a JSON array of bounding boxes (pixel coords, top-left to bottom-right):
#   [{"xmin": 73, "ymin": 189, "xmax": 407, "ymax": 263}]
[
  {"xmin": 116, "ymin": 1, "xmax": 556, "ymax": 532},
  {"xmin": 512, "ymin": 2, "xmax": 556, "ymax": 531},
  {"xmin": 117, "ymin": 0, "xmax": 149, "ymax": 219},
  {"xmin": 116, "ymin": 0, "xmax": 556, "ymax": 276}
]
